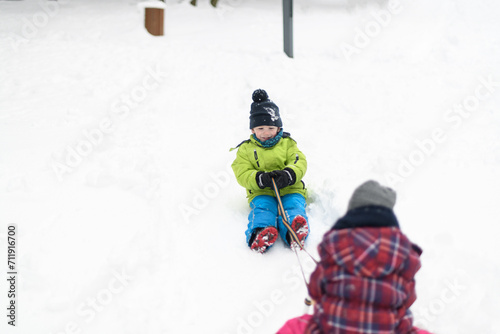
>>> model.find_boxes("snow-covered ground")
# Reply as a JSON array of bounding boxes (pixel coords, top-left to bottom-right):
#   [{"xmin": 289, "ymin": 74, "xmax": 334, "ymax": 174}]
[{"xmin": 1, "ymin": 0, "xmax": 500, "ymax": 333}]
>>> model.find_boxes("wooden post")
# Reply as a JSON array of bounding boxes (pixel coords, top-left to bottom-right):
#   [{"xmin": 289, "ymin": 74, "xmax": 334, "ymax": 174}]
[
  {"xmin": 283, "ymin": 0, "xmax": 293, "ymax": 58},
  {"xmin": 145, "ymin": 8, "xmax": 164, "ymax": 36}
]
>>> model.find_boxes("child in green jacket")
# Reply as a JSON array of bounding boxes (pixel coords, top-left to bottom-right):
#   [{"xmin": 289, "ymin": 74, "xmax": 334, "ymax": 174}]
[{"xmin": 232, "ymin": 89, "xmax": 309, "ymax": 253}]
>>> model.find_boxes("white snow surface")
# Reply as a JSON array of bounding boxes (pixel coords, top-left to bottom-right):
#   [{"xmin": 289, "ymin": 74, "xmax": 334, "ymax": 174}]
[{"xmin": 1, "ymin": 0, "xmax": 500, "ymax": 333}]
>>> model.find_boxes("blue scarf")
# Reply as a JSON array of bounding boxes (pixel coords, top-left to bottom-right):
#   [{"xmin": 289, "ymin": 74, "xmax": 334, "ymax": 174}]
[{"xmin": 253, "ymin": 129, "xmax": 284, "ymax": 148}]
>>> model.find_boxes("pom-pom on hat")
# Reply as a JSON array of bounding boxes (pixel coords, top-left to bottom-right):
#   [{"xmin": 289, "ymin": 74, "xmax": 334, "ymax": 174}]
[
  {"xmin": 347, "ymin": 180, "xmax": 397, "ymax": 211},
  {"xmin": 249, "ymin": 89, "xmax": 282, "ymax": 129}
]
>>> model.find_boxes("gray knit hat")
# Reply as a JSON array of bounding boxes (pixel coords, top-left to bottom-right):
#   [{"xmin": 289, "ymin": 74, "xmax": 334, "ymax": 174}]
[{"xmin": 347, "ymin": 180, "xmax": 396, "ymax": 211}]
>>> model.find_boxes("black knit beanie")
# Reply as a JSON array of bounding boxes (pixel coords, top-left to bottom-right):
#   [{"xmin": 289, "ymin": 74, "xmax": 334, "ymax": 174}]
[{"xmin": 249, "ymin": 89, "xmax": 282, "ymax": 129}]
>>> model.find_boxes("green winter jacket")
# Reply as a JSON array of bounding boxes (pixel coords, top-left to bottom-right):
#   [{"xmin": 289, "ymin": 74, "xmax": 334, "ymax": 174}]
[{"xmin": 231, "ymin": 133, "xmax": 307, "ymax": 203}]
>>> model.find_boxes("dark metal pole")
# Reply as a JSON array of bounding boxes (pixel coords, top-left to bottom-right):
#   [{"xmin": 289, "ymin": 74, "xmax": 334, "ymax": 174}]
[{"xmin": 283, "ymin": 0, "xmax": 293, "ymax": 58}]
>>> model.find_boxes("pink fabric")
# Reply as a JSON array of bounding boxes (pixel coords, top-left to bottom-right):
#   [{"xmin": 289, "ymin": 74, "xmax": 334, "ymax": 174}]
[
  {"xmin": 277, "ymin": 318, "xmax": 433, "ymax": 334},
  {"xmin": 276, "ymin": 314, "xmax": 312, "ymax": 334},
  {"xmin": 416, "ymin": 329, "xmax": 433, "ymax": 334}
]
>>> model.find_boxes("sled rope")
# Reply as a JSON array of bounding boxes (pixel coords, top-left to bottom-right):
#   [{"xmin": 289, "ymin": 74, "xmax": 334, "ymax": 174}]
[
  {"xmin": 294, "ymin": 248, "xmax": 314, "ymax": 307},
  {"xmin": 271, "ymin": 178, "xmax": 318, "ymax": 264},
  {"xmin": 271, "ymin": 177, "xmax": 318, "ymax": 307},
  {"xmin": 271, "ymin": 178, "xmax": 304, "ymax": 249}
]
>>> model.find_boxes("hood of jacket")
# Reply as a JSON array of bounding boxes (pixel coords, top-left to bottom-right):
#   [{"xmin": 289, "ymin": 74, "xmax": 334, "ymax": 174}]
[{"xmin": 319, "ymin": 206, "xmax": 421, "ymax": 279}]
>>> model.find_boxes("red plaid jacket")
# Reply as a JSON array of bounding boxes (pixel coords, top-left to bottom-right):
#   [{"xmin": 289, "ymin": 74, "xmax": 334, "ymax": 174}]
[{"xmin": 306, "ymin": 207, "xmax": 422, "ymax": 334}]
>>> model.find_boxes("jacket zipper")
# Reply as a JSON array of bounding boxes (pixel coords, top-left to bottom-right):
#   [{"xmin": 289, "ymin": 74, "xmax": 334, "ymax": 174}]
[
  {"xmin": 254, "ymin": 150, "xmax": 260, "ymax": 167},
  {"xmin": 294, "ymin": 154, "xmax": 299, "ymax": 164}
]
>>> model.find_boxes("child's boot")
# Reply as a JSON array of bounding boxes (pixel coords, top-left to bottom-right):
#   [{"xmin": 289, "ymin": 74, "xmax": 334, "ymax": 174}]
[
  {"xmin": 289, "ymin": 215, "xmax": 309, "ymax": 248},
  {"xmin": 250, "ymin": 226, "xmax": 278, "ymax": 253}
]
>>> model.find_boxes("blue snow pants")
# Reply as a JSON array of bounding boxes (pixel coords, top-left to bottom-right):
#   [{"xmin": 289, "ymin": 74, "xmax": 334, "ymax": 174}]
[{"xmin": 246, "ymin": 193, "xmax": 308, "ymax": 247}]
